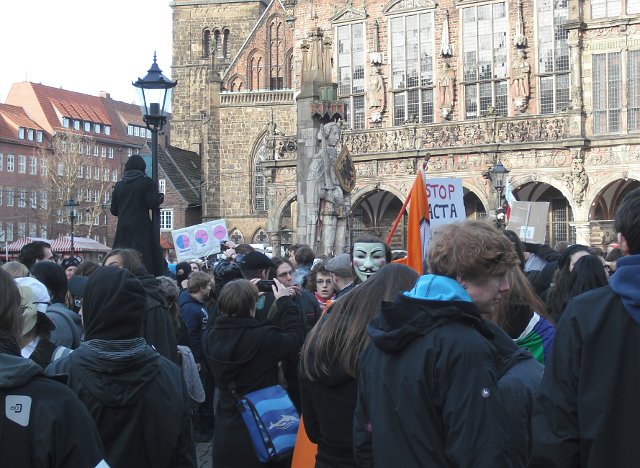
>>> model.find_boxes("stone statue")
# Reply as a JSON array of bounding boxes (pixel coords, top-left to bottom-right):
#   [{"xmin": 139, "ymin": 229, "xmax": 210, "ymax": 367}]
[
  {"xmin": 512, "ymin": 49, "xmax": 530, "ymax": 112},
  {"xmin": 307, "ymin": 122, "xmax": 348, "ymax": 253},
  {"xmin": 437, "ymin": 63, "xmax": 456, "ymax": 119},
  {"xmin": 368, "ymin": 66, "xmax": 385, "ymax": 123}
]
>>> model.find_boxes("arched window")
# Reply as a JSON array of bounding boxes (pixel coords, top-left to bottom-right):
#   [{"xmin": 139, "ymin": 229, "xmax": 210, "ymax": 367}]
[
  {"xmin": 203, "ymin": 29, "xmax": 211, "ymax": 58},
  {"xmin": 214, "ymin": 29, "xmax": 221, "ymax": 58},
  {"xmin": 253, "ymin": 136, "xmax": 268, "ymax": 211},
  {"xmin": 249, "ymin": 53, "xmax": 263, "ymax": 90},
  {"xmin": 270, "ymin": 20, "xmax": 284, "ymax": 90},
  {"xmin": 222, "ymin": 28, "xmax": 230, "ymax": 59}
]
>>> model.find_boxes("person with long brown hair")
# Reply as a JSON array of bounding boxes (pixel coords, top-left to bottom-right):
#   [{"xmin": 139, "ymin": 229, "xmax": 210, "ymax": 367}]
[
  {"xmin": 299, "ymin": 263, "xmax": 419, "ymax": 468},
  {"xmin": 491, "ymin": 266, "xmax": 556, "ymax": 365}
]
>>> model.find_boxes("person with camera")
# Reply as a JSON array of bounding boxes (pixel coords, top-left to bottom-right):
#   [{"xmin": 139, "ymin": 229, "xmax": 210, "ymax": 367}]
[{"xmin": 204, "ymin": 278, "xmax": 303, "ymax": 467}]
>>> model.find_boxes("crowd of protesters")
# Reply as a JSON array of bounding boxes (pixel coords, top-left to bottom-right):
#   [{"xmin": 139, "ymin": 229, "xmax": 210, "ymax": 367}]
[{"xmin": 1, "ymin": 187, "xmax": 639, "ymax": 467}]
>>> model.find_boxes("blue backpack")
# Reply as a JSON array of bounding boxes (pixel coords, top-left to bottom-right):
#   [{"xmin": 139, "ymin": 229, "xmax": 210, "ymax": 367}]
[{"xmin": 230, "ymin": 383, "xmax": 299, "ymax": 462}]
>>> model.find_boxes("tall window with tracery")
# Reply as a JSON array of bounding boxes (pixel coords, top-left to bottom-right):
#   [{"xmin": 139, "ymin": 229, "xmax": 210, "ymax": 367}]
[
  {"xmin": 629, "ymin": 49, "xmax": 640, "ymax": 131},
  {"xmin": 593, "ymin": 52, "xmax": 622, "ymax": 134},
  {"xmin": 462, "ymin": 3, "xmax": 508, "ymax": 118},
  {"xmin": 270, "ymin": 20, "xmax": 284, "ymax": 90},
  {"xmin": 249, "ymin": 53, "xmax": 263, "ymax": 90},
  {"xmin": 390, "ymin": 12, "xmax": 435, "ymax": 126},
  {"xmin": 254, "ymin": 161, "xmax": 266, "ymax": 211},
  {"xmin": 337, "ymin": 23, "xmax": 365, "ymax": 129},
  {"xmin": 538, "ymin": 0, "xmax": 570, "ymax": 114}
]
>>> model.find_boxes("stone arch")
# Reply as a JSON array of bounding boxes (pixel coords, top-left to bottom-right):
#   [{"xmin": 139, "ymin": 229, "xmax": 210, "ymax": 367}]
[
  {"xmin": 226, "ymin": 73, "xmax": 245, "ymax": 92},
  {"xmin": 268, "ymin": 191, "xmax": 297, "ymax": 232},
  {"xmin": 252, "ymin": 227, "xmax": 270, "ymax": 244},
  {"xmin": 350, "ymin": 186, "xmax": 406, "ymax": 249},
  {"xmin": 509, "ymin": 172, "xmax": 578, "ymax": 216},
  {"xmin": 351, "ymin": 183, "xmax": 405, "ymax": 207},
  {"xmin": 461, "ymin": 182, "xmax": 490, "ymax": 218},
  {"xmin": 228, "ymin": 227, "xmax": 245, "ymax": 244}
]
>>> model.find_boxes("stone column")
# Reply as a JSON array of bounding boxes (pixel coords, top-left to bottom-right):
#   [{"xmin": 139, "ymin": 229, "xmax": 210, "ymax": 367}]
[{"xmin": 573, "ymin": 221, "xmax": 591, "ymax": 246}]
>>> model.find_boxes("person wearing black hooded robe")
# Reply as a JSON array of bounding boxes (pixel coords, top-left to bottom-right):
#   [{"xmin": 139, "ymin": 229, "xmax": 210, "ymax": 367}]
[{"xmin": 110, "ymin": 154, "xmax": 164, "ymax": 276}]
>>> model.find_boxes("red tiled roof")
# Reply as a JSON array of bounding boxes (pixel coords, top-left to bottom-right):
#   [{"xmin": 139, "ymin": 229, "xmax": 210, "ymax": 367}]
[{"xmin": 0, "ymin": 103, "xmax": 47, "ymax": 142}]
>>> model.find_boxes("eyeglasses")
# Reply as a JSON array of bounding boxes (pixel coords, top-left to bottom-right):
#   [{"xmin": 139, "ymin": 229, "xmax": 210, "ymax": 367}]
[
  {"xmin": 74, "ymin": 298, "xmax": 83, "ymax": 308},
  {"xmin": 277, "ymin": 270, "xmax": 294, "ymax": 279}
]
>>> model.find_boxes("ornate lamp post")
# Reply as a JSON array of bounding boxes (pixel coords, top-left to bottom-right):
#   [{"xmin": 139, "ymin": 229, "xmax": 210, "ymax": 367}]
[
  {"xmin": 64, "ymin": 198, "xmax": 79, "ymax": 257},
  {"xmin": 133, "ymin": 54, "xmax": 177, "ymax": 267},
  {"xmin": 487, "ymin": 160, "xmax": 510, "ymax": 229}
]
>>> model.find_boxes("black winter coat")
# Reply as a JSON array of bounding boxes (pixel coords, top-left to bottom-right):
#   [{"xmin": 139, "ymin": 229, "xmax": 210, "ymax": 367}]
[
  {"xmin": 111, "ymin": 169, "xmax": 164, "ymax": 275},
  {"xmin": 204, "ymin": 296, "xmax": 304, "ymax": 468},
  {"xmin": 299, "ymin": 345, "xmax": 358, "ymax": 468},
  {"xmin": 530, "ymin": 279, "xmax": 640, "ymax": 467},
  {"xmin": 0, "ymin": 352, "xmax": 106, "ymax": 468},
  {"xmin": 354, "ymin": 291, "xmax": 512, "ymax": 468},
  {"xmin": 139, "ymin": 274, "xmax": 179, "ymax": 364},
  {"xmin": 46, "ymin": 342, "xmax": 196, "ymax": 468}
]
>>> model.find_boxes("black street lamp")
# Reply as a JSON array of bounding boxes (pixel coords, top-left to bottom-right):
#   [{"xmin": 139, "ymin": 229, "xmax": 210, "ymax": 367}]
[
  {"xmin": 101, "ymin": 202, "xmax": 110, "ymax": 246},
  {"xmin": 487, "ymin": 160, "xmax": 510, "ymax": 229},
  {"xmin": 133, "ymin": 54, "xmax": 177, "ymax": 265},
  {"xmin": 64, "ymin": 198, "xmax": 79, "ymax": 257}
]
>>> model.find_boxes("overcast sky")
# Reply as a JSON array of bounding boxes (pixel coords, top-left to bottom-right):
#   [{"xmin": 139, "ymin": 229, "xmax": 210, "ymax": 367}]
[{"xmin": 0, "ymin": 0, "xmax": 173, "ymax": 104}]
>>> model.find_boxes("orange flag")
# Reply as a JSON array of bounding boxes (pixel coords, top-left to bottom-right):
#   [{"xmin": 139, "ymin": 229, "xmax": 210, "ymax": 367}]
[{"xmin": 405, "ymin": 170, "xmax": 431, "ymax": 274}]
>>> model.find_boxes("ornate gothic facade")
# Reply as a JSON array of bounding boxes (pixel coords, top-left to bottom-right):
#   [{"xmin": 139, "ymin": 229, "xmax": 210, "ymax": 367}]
[{"xmin": 170, "ymin": 0, "xmax": 640, "ymax": 252}]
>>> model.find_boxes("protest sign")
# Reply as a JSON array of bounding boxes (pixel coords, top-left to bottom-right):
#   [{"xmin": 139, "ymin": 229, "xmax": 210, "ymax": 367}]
[
  {"xmin": 171, "ymin": 219, "xmax": 228, "ymax": 262},
  {"xmin": 506, "ymin": 201, "xmax": 550, "ymax": 244},
  {"xmin": 425, "ymin": 177, "xmax": 466, "ymax": 228}
]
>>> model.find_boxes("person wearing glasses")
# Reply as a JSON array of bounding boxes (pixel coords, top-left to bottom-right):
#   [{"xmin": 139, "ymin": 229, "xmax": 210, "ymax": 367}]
[{"xmin": 270, "ymin": 256, "xmax": 322, "ymax": 411}]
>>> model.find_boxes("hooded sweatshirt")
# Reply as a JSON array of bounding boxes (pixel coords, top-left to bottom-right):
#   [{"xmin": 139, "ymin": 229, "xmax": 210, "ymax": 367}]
[
  {"xmin": 354, "ymin": 274, "xmax": 512, "ymax": 468},
  {"xmin": 46, "ymin": 267, "xmax": 195, "ymax": 468},
  {"xmin": 0, "ymin": 333, "xmax": 106, "ymax": 468},
  {"xmin": 608, "ymin": 254, "xmax": 640, "ymax": 324}
]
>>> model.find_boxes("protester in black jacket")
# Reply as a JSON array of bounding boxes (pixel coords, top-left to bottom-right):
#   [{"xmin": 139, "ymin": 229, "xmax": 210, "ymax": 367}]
[
  {"xmin": 0, "ymin": 269, "xmax": 107, "ymax": 468},
  {"xmin": 204, "ymin": 278, "xmax": 303, "ymax": 468},
  {"xmin": 104, "ymin": 248, "xmax": 179, "ymax": 364},
  {"xmin": 110, "ymin": 154, "xmax": 164, "ymax": 275},
  {"xmin": 530, "ymin": 187, "xmax": 640, "ymax": 468},
  {"xmin": 46, "ymin": 266, "xmax": 195, "ymax": 468},
  {"xmin": 354, "ymin": 221, "xmax": 518, "ymax": 467}
]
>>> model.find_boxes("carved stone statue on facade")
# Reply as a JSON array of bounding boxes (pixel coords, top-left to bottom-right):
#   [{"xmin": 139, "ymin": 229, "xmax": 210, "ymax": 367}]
[
  {"xmin": 368, "ymin": 65, "xmax": 385, "ymax": 123},
  {"xmin": 564, "ymin": 150, "xmax": 589, "ymax": 205},
  {"xmin": 512, "ymin": 49, "xmax": 530, "ymax": 112},
  {"xmin": 437, "ymin": 63, "xmax": 455, "ymax": 119}
]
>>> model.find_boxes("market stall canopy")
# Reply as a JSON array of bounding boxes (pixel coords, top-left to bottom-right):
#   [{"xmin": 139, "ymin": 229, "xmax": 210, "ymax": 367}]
[
  {"xmin": 6, "ymin": 237, "xmax": 53, "ymax": 252},
  {"xmin": 50, "ymin": 236, "xmax": 111, "ymax": 253}
]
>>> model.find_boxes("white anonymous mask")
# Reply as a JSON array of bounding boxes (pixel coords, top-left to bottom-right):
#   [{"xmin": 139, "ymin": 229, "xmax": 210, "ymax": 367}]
[{"xmin": 352, "ymin": 242, "xmax": 388, "ymax": 282}]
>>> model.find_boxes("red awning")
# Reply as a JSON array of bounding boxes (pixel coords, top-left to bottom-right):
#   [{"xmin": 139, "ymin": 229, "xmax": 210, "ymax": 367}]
[
  {"xmin": 5, "ymin": 237, "xmax": 53, "ymax": 252},
  {"xmin": 50, "ymin": 236, "xmax": 111, "ymax": 253}
]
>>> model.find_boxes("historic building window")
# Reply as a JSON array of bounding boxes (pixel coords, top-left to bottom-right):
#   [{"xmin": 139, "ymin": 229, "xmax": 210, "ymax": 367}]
[
  {"xmin": 538, "ymin": 0, "xmax": 570, "ymax": 114},
  {"xmin": 337, "ymin": 23, "xmax": 365, "ymax": 129},
  {"xmin": 203, "ymin": 29, "xmax": 211, "ymax": 58},
  {"xmin": 249, "ymin": 52, "xmax": 263, "ymax": 90},
  {"xmin": 462, "ymin": 3, "xmax": 508, "ymax": 119},
  {"xmin": 270, "ymin": 19, "xmax": 284, "ymax": 90},
  {"xmin": 390, "ymin": 12, "xmax": 435, "ymax": 126},
  {"xmin": 629, "ymin": 49, "xmax": 640, "ymax": 132},
  {"xmin": 593, "ymin": 52, "xmax": 622, "ymax": 134},
  {"xmin": 592, "ymin": 0, "xmax": 621, "ymax": 18},
  {"xmin": 223, "ymin": 29, "xmax": 230, "ymax": 59},
  {"xmin": 160, "ymin": 209, "xmax": 173, "ymax": 230},
  {"xmin": 254, "ymin": 162, "xmax": 266, "ymax": 211}
]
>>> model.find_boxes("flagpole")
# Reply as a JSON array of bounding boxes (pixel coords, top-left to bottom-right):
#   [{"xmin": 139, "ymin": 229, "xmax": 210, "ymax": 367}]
[
  {"xmin": 386, "ymin": 157, "xmax": 430, "ymax": 245},
  {"xmin": 386, "ymin": 191, "xmax": 411, "ymax": 245}
]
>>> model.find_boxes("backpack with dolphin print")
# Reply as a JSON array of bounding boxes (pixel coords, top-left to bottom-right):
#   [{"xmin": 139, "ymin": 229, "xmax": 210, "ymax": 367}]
[{"xmin": 229, "ymin": 382, "xmax": 300, "ymax": 462}]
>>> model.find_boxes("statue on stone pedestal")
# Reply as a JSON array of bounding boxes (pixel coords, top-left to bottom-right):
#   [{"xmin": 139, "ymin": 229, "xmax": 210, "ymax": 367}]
[
  {"xmin": 437, "ymin": 63, "xmax": 455, "ymax": 119},
  {"xmin": 368, "ymin": 65, "xmax": 385, "ymax": 123},
  {"xmin": 307, "ymin": 122, "xmax": 353, "ymax": 254},
  {"xmin": 511, "ymin": 49, "xmax": 530, "ymax": 112}
]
